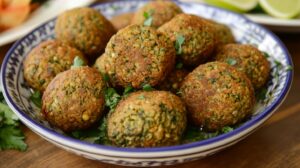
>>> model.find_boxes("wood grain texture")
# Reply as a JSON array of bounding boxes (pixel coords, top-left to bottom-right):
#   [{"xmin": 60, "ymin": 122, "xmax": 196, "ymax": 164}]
[{"xmin": 0, "ymin": 30, "xmax": 300, "ymax": 168}]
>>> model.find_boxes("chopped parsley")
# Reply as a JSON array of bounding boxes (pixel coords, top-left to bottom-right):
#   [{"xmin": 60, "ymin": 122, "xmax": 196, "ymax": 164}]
[
  {"xmin": 70, "ymin": 117, "xmax": 110, "ymax": 145},
  {"xmin": 256, "ymin": 87, "xmax": 268, "ymax": 101},
  {"xmin": 143, "ymin": 10, "xmax": 154, "ymax": 26},
  {"xmin": 0, "ymin": 90, "xmax": 27, "ymax": 151},
  {"xmin": 226, "ymin": 58, "xmax": 237, "ymax": 66},
  {"xmin": 176, "ymin": 62, "xmax": 183, "ymax": 69},
  {"xmin": 175, "ymin": 34, "xmax": 185, "ymax": 55},
  {"xmin": 142, "ymin": 84, "xmax": 153, "ymax": 91},
  {"xmin": 103, "ymin": 73, "xmax": 110, "ymax": 82},
  {"xmin": 182, "ymin": 125, "xmax": 234, "ymax": 143},
  {"xmin": 104, "ymin": 87, "xmax": 121, "ymax": 110},
  {"xmin": 123, "ymin": 86, "xmax": 134, "ymax": 96},
  {"xmin": 29, "ymin": 90, "xmax": 42, "ymax": 108},
  {"xmin": 71, "ymin": 56, "xmax": 85, "ymax": 69},
  {"xmin": 286, "ymin": 65, "xmax": 293, "ymax": 71}
]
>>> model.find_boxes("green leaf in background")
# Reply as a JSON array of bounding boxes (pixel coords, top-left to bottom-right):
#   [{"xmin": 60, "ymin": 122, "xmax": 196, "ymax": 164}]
[
  {"xmin": 0, "ymin": 125, "xmax": 27, "ymax": 151},
  {"xmin": 0, "ymin": 90, "xmax": 27, "ymax": 151},
  {"xmin": 0, "ymin": 103, "xmax": 19, "ymax": 126}
]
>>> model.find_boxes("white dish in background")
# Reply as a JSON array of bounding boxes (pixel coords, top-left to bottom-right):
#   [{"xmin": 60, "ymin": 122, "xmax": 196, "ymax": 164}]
[
  {"xmin": 180, "ymin": 0, "xmax": 300, "ymax": 33},
  {"xmin": 0, "ymin": 0, "xmax": 95, "ymax": 46},
  {"xmin": 1, "ymin": 1, "xmax": 293, "ymax": 167}
]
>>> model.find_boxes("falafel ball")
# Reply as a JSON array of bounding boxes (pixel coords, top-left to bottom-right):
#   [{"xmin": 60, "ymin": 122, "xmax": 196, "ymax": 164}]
[
  {"xmin": 23, "ymin": 40, "xmax": 86, "ymax": 92},
  {"xmin": 158, "ymin": 14, "xmax": 216, "ymax": 66},
  {"xmin": 131, "ymin": 0, "xmax": 183, "ymax": 28},
  {"xmin": 42, "ymin": 66, "xmax": 106, "ymax": 132},
  {"xmin": 107, "ymin": 91, "xmax": 187, "ymax": 147},
  {"xmin": 111, "ymin": 13, "xmax": 134, "ymax": 31},
  {"xmin": 206, "ymin": 20, "xmax": 235, "ymax": 45},
  {"xmin": 214, "ymin": 44, "xmax": 270, "ymax": 89},
  {"xmin": 158, "ymin": 68, "xmax": 189, "ymax": 93},
  {"xmin": 180, "ymin": 62, "xmax": 255, "ymax": 131},
  {"xmin": 104, "ymin": 24, "xmax": 176, "ymax": 88},
  {"xmin": 55, "ymin": 7, "xmax": 115, "ymax": 59}
]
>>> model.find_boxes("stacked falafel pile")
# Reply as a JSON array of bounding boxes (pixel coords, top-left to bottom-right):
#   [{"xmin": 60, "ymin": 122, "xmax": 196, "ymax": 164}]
[{"xmin": 23, "ymin": 1, "xmax": 270, "ymax": 148}]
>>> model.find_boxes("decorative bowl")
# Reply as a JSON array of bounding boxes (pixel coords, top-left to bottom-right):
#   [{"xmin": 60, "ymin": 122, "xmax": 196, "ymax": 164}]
[{"xmin": 0, "ymin": 0, "xmax": 293, "ymax": 167}]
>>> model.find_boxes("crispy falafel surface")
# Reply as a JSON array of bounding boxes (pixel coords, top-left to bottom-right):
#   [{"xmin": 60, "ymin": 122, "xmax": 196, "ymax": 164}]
[
  {"xmin": 180, "ymin": 62, "xmax": 255, "ymax": 131},
  {"xmin": 23, "ymin": 40, "xmax": 86, "ymax": 92},
  {"xmin": 107, "ymin": 91, "xmax": 187, "ymax": 147},
  {"xmin": 42, "ymin": 67, "xmax": 106, "ymax": 132},
  {"xmin": 104, "ymin": 24, "xmax": 176, "ymax": 88}
]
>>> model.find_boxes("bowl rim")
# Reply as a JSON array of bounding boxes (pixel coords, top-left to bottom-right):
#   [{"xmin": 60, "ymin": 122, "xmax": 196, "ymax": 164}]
[{"xmin": 0, "ymin": 0, "xmax": 293, "ymax": 157}]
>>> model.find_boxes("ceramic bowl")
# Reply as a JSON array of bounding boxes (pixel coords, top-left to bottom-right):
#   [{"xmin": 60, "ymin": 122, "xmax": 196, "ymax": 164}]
[{"xmin": 0, "ymin": 0, "xmax": 293, "ymax": 167}]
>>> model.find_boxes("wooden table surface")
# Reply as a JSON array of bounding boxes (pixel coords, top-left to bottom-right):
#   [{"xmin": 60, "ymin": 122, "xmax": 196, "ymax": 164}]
[{"xmin": 0, "ymin": 31, "xmax": 300, "ymax": 168}]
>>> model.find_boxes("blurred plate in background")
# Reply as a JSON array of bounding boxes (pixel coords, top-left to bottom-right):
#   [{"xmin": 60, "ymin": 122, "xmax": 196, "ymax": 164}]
[
  {"xmin": 0, "ymin": 0, "xmax": 96, "ymax": 46},
  {"xmin": 181, "ymin": 0, "xmax": 300, "ymax": 33}
]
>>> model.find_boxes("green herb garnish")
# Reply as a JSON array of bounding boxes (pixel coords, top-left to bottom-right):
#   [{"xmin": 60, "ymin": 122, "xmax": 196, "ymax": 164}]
[
  {"xmin": 142, "ymin": 84, "xmax": 153, "ymax": 91},
  {"xmin": 263, "ymin": 52, "xmax": 270, "ymax": 58},
  {"xmin": 71, "ymin": 56, "xmax": 85, "ymax": 69},
  {"xmin": 104, "ymin": 88, "xmax": 121, "ymax": 110},
  {"xmin": 182, "ymin": 125, "xmax": 235, "ymax": 143},
  {"xmin": 70, "ymin": 117, "xmax": 110, "ymax": 145},
  {"xmin": 143, "ymin": 10, "xmax": 154, "ymax": 26},
  {"xmin": 176, "ymin": 62, "xmax": 183, "ymax": 69},
  {"xmin": 226, "ymin": 58, "xmax": 237, "ymax": 66},
  {"xmin": 123, "ymin": 86, "xmax": 134, "ymax": 96},
  {"xmin": 29, "ymin": 90, "xmax": 42, "ymax": 108},
  {"xmin": 175, "ymin": 34, "xmax": 185, "ymax": 55},
  {"xmin": 286, "ymin": 65, "xmax": 293, "ymax": 71},
  {"xmin": 256, "ymin": 87, "xmax": 268, "ymax": 101},
  {"xmin": 0, "ymin": 91, "xmax": 27, "ymax": 151}
]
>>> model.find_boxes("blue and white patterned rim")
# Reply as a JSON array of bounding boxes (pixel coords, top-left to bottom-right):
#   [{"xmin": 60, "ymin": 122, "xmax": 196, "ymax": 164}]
[{"xmin": 0, "ymin": 0, "xmax": 293, "ymax": 157}]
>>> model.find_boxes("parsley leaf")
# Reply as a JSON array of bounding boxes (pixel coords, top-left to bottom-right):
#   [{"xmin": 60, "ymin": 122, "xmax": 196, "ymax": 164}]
[
  {"xmin": 30, "ymin": 90, "xmax": 42, "ymax": 108},
  {"xmin": 286, "ymin": 65, "xmax": 293, "ymax": 71},
  {"xmin": 71, "ymin": 56, "xmax": 85, "ymax": 69},
  {"xmin": 0, "ymin": 103, "xmax": 18, "ymax": 126},
  {"xmin": 142, "ymin": 84, "xmax": 153, "ymax": 91},
  {"xmin": 176, "ymin": 62, "xmax": 183, "ymax": 69},
  {"xmin": 123, "ymin": 86, "xmax": 134, "ymax": 96},
  {"xmin": 0, "ymin": 125, "xmax": 27, "ymax": 151},
  {"xmin": 175, "ymin": 34, "xmax": 185, "ymax": 55},
  {"xmin": 104, "ymin": 88, "xmax": 121, "ymax": 110},
  {"xmin": 143, "ymin": 10, "xmax": 154, "ymax": 26},
  {"xmin": 226, "ymin": 58, "xmax": 237, "ymax": 66},
  {"xmin": 0, "ymin": 91, "xmax": 27, "ymax": 151},
  {"xmin": 182, "ymin": 125, "xmax": 234, "ymax": 144}
]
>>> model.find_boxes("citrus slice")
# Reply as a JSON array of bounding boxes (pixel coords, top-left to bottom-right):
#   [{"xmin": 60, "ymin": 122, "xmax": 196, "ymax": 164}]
[
  {"xmin": 204, "ymin": 0, "xmax": 258, "ymax": 12},
  {"xmin": 259, "ymin": 0, "xmax": 300, "ymax": 19}
]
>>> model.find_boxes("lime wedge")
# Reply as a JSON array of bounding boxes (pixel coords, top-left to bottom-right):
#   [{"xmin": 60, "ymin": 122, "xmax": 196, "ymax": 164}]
[
  {"xmin": 259, "ymin": 0, "xmax": 300, "ymax": 19},
  {"xmin": 204, "ymin": 0, "xmax": 258, "ymax": 12}
]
